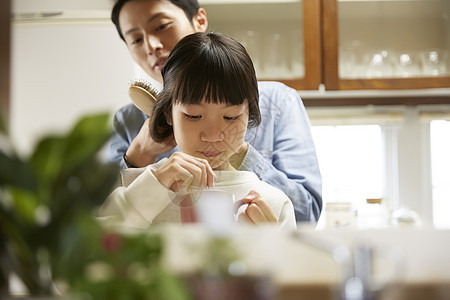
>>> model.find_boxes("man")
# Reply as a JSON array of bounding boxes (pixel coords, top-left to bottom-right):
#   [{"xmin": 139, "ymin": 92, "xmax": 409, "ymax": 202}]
[{"xmin": 106, "ymin": 0, "xmax": 322, "ymax": 222}]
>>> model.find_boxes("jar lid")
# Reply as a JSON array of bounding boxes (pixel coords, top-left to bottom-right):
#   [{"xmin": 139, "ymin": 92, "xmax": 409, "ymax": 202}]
[
  {"xmin": 366, "ymin": 198, "xmax": 382, "ymax": 204},
  {"xmin": 326, "ymin": 202, "xmax": 352, "ymax": 212}
]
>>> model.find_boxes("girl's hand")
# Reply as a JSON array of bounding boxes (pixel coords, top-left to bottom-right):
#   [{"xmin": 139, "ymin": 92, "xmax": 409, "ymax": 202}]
[
  {"xmin": 152, "ymin": 152, "xmax": 216, "ymax": 192},
  {"xmin": 237, "ymin": 190, "xmax": 277, "ymax": 224},
  {"xmin": 125, "ymin": 118, "xmax": 177, "ymax": 167}
]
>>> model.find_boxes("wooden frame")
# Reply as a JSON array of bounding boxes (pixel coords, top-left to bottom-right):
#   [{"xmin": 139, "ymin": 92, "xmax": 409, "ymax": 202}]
[
  {"xmin": 0, "ymin": 0, "xmax": 11, "ymax": 120},
  {"xmin": 264, "ymin": 0, "xmax": 322, "ymax": 91},
  {"xmin": 302, "ymin": 95, "xmax": 450, "ymax": 107},
  {"xmin": 321, "ymin": 0, "xmax": 339, "ymax": 91}
]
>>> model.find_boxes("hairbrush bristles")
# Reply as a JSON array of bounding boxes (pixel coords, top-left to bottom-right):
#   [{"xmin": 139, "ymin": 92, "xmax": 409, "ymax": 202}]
[
  {"xmin": 130, "ymin": 79, "xmax": 160, "ymax": 97},
  {"xmin": 128, "ymin": 79, "xmax": 160, "ymax": 116}
]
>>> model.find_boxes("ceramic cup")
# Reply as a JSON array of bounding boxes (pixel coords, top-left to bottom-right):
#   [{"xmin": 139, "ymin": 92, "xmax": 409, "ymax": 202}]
[{"xmin": 195, "ymin": 189, "xmax": 247, "ymax": 234}]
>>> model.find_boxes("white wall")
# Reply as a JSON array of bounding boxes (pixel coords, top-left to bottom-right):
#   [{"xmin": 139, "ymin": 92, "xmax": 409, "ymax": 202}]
[{"xmin": 11, "ymin": 20, "xmax": 134, "ymax": 154}]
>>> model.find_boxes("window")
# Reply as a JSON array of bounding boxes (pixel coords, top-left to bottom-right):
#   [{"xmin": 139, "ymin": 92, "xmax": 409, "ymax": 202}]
[
  {"xmin": 430, "ymin": 120, "xmax": 450, "ymax": 229},
  {"xmin": 311, "ymin": 125, "xmax": 384, "ymax": 227}
]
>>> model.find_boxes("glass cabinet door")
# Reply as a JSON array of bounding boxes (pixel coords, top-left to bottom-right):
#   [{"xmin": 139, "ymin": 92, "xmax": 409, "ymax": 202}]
[
  {"xmin": 202, "ymin": 0, "xmax": 321, "ymax": 90},
  {"xmin": 324, "ymin": 0, "xmax": 450, "ymax": 90}
]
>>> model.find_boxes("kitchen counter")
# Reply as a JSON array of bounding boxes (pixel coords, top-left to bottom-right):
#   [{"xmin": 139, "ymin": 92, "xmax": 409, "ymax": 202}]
[{"xmin": 158, "ymin": 225, "xmax": 450, "ymax": 299}]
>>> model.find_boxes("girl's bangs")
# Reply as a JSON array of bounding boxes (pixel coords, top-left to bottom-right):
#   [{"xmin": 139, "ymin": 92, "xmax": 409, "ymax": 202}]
[{"xmin": 172, "ymin": 52, "xmax": 251, "ymax": 106}]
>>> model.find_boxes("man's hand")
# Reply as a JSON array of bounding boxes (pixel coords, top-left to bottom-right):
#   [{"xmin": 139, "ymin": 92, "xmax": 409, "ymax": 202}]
[{"xmin": 125, "ymin": 118, "xmax": 177, "ymax": 167}]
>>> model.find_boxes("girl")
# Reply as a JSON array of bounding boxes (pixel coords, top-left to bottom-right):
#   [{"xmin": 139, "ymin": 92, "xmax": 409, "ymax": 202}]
[{"xmin": 99, "ymin": 32, "xmax": 296, "ymax": 229}]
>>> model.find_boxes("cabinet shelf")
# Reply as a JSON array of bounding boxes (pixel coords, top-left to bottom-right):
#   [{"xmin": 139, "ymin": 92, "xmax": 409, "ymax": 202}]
[
  {"xmin": 300, "ymin": 88, "xmax": 450, "ymax": 106},
  {"xmin": 202, "ymin": 0, "xmax": 299, "ymax": 4},
  {"xmin": 338, "ymin": 0, "xmax": 440, "ymax": 2}
]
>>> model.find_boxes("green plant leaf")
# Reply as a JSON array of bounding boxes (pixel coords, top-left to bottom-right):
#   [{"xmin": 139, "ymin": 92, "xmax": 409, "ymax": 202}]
[
  {"xmin": 0, "ymin": 108, "xmax": 8, "ymax": 135},
  {"xmin": 6, "ymin": 188, "xmax": 39, "ymax": 223},
  {"xmin": 29, "ymin": 113, "xmax": 112, "ymax": 183},
  {"xmin": 29, "ymin": 135, "xmax": 66, "ymax": 183},
  {"xmin": 0, "ymin": 204, "xmax": 44, "ymax": 295},
  {"xmin": 0, "ymin": 150, "xmax": 36, "ymax": 190},
  {"xmin": 61, "ymin": 113, "xmax": 111, "ymax": 173}
]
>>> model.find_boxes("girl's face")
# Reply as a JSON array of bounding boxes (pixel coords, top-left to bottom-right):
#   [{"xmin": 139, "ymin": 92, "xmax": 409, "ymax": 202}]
[{"xmin": 171, "ymin": 100, "xmax": 249, "ymax": 170}]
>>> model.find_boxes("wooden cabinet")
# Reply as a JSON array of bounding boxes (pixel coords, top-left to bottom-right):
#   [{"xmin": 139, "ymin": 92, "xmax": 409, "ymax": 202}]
[
  {"xmin": 324, "ymin": 0, "xmax": 450, "ymax": 91},
  {"xmin": 203, "ymin": 0, "xmax": 322, "ymax": 90},
  {"xmin": 203, "ymin": 0, "xmax": 450, "ymax": 105}
]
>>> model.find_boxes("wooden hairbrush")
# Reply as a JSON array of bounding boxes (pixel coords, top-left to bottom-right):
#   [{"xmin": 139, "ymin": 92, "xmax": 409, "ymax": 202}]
[{"xmin": 128, "ymin": 79, "xmax": 160, "ymax": 115}]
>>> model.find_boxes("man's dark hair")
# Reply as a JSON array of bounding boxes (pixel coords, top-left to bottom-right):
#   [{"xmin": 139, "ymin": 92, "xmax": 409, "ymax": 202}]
[{"xmin": 111, "ymin": 0, "xmax": 200, "ymax": 41}]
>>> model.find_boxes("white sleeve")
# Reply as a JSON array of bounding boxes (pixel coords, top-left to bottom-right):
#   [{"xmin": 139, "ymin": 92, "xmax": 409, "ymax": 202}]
[
  {"xmin": 98, "ymin": 167, "xmax": 174, "ymax": 228},
  {"xmin": 259, "ymin": 181, "xmax": 297, "ymax": 230},
  {"xmin": 277, "ymin": 200, "xmax": 297, "ymax": 230}
]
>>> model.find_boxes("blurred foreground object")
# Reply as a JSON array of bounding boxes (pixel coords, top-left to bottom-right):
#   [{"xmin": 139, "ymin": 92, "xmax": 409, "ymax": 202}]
[{"xmin": 0, "ymin": 113, "xmax": 187, "ymax": 299}]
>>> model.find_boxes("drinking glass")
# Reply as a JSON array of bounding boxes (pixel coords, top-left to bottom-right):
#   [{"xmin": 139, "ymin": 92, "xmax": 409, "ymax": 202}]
[
  {"xmin": 365, "ymin": 50, "xmax": 395, "ymax": 78},
  {"xmin": 262, "ymin": 32, "xmax": 289, "ymax": 79},
  {"xmin": 234, "ymin": 30, "xmax": 261, "ymax": 77},
  {"xmin": 395, "ymin": 52, "xmax": 422, "ymax": 78},
  {"xmin": 421, "ymin": 49, "xmax": 448, "ymax": 77},
  {"xmin": 339, "ymin": 40, "xmax": 366, "ymax": 78},
  {"xmin": 289, "ymin": 28, "xmax": 304, "ymax": 78}
]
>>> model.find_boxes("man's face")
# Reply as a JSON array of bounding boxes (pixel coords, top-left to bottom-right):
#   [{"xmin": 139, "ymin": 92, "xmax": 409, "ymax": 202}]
[{"xmin": 119, "ymin": 0, "xmax": 206, "ymax": 83}]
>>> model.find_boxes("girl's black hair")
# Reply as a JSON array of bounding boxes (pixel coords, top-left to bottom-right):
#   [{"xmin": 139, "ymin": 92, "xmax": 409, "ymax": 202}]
[
  {"xmin": 111, "ymin": 0, "xmax": 200, "ymax": 42},
  {"xmin": 150, "ymin": 32, "xmax": 261, "ymax": 142}
]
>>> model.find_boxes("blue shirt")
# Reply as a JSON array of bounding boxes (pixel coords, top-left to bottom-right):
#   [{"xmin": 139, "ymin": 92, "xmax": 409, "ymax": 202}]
[{"xmin": 105, "ymin": 81, "xmax": 322, "ymax": 222}]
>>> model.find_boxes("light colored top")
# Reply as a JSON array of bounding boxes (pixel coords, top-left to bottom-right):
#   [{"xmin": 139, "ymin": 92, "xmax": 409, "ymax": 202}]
[
  {"xmin": 98, "ymin": 159, "xmax": 297, "ymax": 230},
  {"xmin": 105, "ymin": 81, "xmax": 322, "ymax": 222}
]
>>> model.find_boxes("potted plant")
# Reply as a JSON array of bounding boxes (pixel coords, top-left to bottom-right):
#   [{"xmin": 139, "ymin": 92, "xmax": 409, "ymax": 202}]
[
  {"xmin": 0, "ymin": 112, "xmax": 188, "ymax": 300},
  {"xmin": 185, "ymin": 236, "xmax": 275, "ymax": 300}
]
